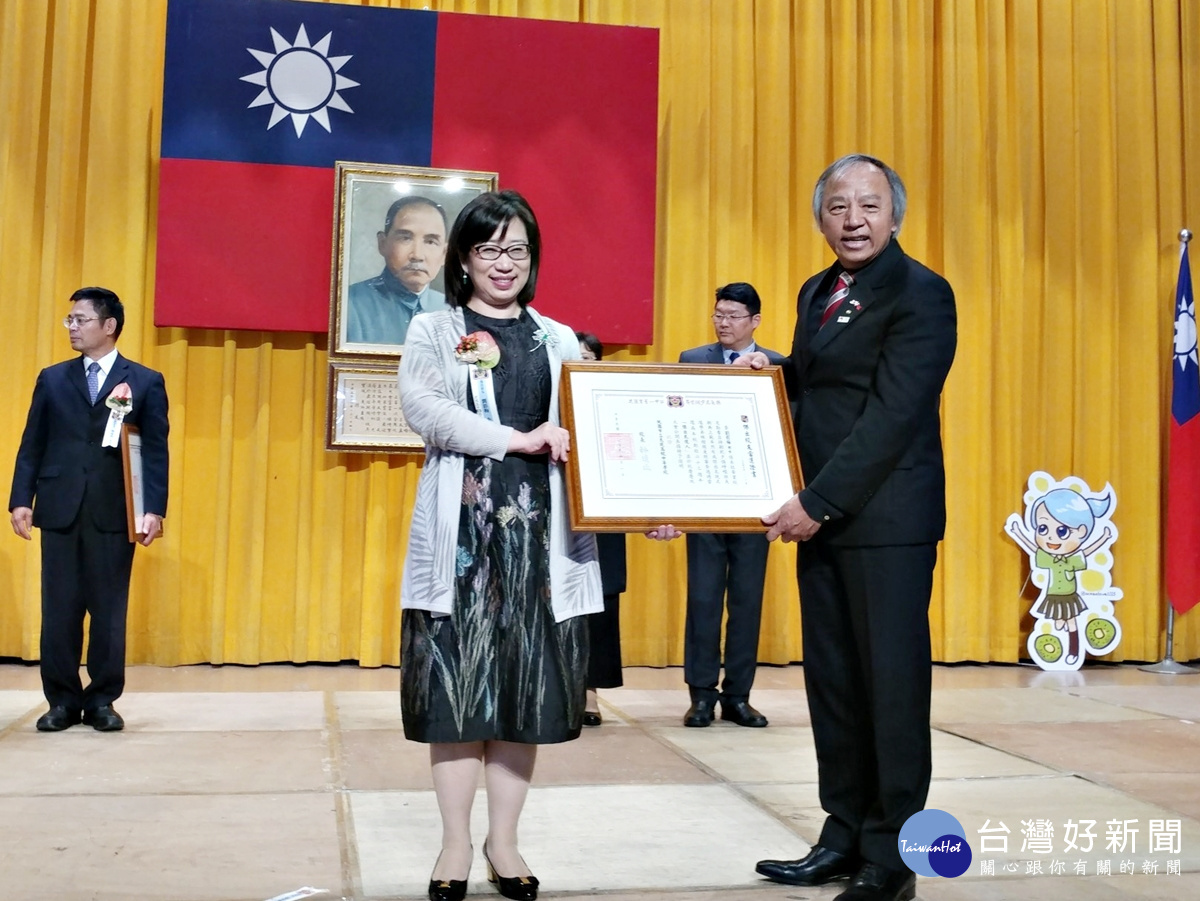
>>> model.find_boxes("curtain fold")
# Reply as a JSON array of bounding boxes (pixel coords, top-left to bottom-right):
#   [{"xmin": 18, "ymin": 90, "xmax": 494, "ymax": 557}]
[{"xmin": 0, "ymin": 0, "xmax": 1196, "ymax": 667}]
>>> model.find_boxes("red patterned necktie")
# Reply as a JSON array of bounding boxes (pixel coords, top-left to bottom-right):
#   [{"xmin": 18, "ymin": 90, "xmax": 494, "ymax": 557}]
[{"xmin": 820, "ymin": 272, "xmax": 854, "ymax": 327}]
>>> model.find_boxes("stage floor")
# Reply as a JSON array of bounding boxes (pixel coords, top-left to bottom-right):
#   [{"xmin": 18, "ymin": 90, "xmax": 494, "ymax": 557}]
[{"xmin": 1, "ymin": 662, "xmax": 1198, "ymax": 900}]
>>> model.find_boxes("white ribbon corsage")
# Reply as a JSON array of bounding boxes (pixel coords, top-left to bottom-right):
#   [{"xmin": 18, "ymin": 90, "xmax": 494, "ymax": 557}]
[
  {"xmin": 456, "ymin": 332, "xmax": 501, "ymax": 422},
  {"xmin": 102, "ymin": 382, "xmax": 132, "ymax": 448}
]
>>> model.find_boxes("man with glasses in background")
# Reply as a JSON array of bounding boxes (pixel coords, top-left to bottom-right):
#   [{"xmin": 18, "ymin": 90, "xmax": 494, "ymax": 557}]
[
  {"xmin": 9, "ymin": 287, "xmax": 169, "ymax": 733},
  {"xmin": 677, "ymin": 283, "xmax": 787, "ymax": 728}
]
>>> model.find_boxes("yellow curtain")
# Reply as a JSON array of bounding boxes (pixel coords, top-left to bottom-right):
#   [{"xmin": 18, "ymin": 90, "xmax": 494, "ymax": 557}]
[{"xmin": 1, "ymin": 0, "xmax": 1197, "ymax": 667}]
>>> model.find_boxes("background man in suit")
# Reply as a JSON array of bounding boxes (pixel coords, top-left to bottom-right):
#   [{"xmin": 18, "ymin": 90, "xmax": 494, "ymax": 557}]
[
  {"xmin": 346, "ymin": 195, "xmax": 449, "ymax": 345},
  {"xmin": 678, "ymin": 282, "xmax": 787, "ymax": 728},
  {"xmin": 748, "ymin": 156, "xmax": 956, "ymax": 901},
  {"xmin": 9, "ymin": 287, "xmax": 170, "ymax": 733}
]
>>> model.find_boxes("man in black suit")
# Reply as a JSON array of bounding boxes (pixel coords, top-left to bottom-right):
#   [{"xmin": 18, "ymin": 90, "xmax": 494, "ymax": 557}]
[
  {"xmin": 747, "ymin": 156, "xmax": 957, "ymax": 901},
  {"xmin": 678, "ymin": 282, "xmax": 787, "ymax": 729},
  {"xmin": 10, "ymin": 287, "xmax": 170, "ymax": 733}
]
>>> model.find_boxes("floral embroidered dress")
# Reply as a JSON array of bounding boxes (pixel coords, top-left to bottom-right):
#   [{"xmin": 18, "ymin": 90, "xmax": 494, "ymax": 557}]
[{"xmin": 401, "ymin": 308, "xmax": 587, "ymax": 743}]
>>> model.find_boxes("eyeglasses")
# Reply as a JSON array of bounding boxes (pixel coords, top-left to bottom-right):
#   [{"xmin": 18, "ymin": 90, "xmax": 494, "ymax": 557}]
[
  {"xmin": 473, "ymin": 243, "xmax": 532, "ymax": 261},
  {"xmin": 63, "ymin": 316, "xmax": 101, "ymax": 329},
  {"xmin": 711, "ymin": 313, "xmax": 752, "ymax": 323}
]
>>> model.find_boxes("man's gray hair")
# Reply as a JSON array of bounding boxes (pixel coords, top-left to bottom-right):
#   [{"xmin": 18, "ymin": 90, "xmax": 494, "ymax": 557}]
[{"xmin": 811, "ymin": 153, "xmax": 907, "ymax": 234}]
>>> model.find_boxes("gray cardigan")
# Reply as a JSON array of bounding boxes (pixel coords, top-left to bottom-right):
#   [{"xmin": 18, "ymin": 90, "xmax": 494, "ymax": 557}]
[{"xmin": 397, "ymin": 306, "xmax": 602, "ymax": 622}]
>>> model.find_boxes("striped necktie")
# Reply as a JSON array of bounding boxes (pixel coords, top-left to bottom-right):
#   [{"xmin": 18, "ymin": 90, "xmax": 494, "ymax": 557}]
[{"xmin": 820, "ymin": 272, "xmax": 854, "ymax": 327}]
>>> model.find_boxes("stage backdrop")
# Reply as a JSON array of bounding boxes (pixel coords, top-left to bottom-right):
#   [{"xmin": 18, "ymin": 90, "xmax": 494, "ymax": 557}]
[
  {"xmin": 1, "ymin": 0, "xmax": 1199, "ymax": 668},
  {"xmin": 156, "ymin": 0, "xmax": 658, "ymax": 344}
]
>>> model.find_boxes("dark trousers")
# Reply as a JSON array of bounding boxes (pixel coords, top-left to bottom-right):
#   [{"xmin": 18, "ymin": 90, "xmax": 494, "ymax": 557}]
[
  {"xmin": 799, "ymin": 539, "xmax": 937, "ymax": 870},
  {"xmin": 684, "ymin": 532, "xmax": 770, "ymax": 702},
  {"xmin": 39, "ymin": 510, "xmax": 135, "ymax": 714},
  {"xmin": 587, "ymin": 592, "xmax": 623, "ymax": 688}
]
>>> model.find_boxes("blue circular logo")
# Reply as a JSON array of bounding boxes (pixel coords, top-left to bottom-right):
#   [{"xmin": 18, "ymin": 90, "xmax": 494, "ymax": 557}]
[{"xmin": 898, "ymin": 809, "xmax": 972, "ymax": 878}]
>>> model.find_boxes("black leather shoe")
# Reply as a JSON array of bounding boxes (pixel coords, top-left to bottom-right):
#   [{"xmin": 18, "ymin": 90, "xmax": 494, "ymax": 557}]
[
  {"xmin": 428, "ymin": 877, "xmax": 468, "ymax": 901},
  {"xmin": 36, "ymin": 706, "xmax": 81, "ymax": 732},
  {"xmin": 721, "ymin": 699, "xmax": 768, "ymax": 727},
  {"xmin": 582, "ymin": 710, "xmax": 602, "ymax": 727},
  {"xmin": 833, "ymin": 862, "xmax": 916, "ymax": 901},
  {"xmin": 756, "ymin": 845, "xmax": 860, "ymax": 886},
  {"xmin": 82, "ymin": 705, "xmax": 124, "ymax": 732},
  {"xmin": 483, "ymin": 842, "xmax": 538, "ymax": 901},
  {"xmin": 683, "ymin": 698, "xmax": 715, "ymax": 727},
  {"xmin": 428, "ymin": 850, "xmax": 470, "ymax": 901}
]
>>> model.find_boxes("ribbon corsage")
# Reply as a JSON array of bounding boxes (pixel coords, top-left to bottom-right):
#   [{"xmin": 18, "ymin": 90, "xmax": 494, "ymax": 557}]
[
  {"xmin": 455, "ymin": 331, "xmax": 501, "ymax": 369},
  {"xmin": 456, "ymin": 331, "xmax": 501, "ymax": 422},
  {"xmin": 102, "ymin": 382, "xmax": 132, "ymax": 448}
]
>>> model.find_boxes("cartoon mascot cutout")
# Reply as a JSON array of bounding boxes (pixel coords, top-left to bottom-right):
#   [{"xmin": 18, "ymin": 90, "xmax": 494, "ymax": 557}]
[{"xmin": 1006, "ymin": 472, "xmax": 1123, "ymax": 671}]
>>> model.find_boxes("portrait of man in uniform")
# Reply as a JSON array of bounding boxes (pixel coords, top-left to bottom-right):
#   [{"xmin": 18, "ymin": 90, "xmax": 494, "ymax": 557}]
[{"xmin": 330, "ymin": 164, "xmax": 497, "ymax": 358}]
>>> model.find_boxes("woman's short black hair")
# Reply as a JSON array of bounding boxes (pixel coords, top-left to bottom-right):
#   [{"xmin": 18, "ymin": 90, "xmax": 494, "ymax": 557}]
[
  {"xmin": 576, "ymin": 331, "xmax": 603, "ymax": 360},
  {"xmin": 444, "ymin": 190, "xmax": 541, "ymax": 308}
]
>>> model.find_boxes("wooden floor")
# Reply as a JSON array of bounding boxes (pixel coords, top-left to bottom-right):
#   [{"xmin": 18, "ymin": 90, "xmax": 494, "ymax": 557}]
[{"xmin": 1, "ymin": 661, "xmax": 1198, "ymax": 900}]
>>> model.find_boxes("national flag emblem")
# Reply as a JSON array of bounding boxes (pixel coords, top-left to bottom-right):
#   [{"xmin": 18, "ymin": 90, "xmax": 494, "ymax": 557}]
[
  {"xmin": 155, "ymin": 0, "xmax": 658, "ymax": 340},
  {"xmin": 1172, "ymin": 248, "xmax": 1199, "ymax": 424},
  {"xmin": 240, "ymin": 25, "xmax": 359, "ymax": 137}
]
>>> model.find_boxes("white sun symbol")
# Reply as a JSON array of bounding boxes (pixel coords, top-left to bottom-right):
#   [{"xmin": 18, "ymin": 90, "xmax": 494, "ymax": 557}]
[
  {"xmin": 1175, "ymin": 296, "xmax": 1198, "ymax": 370},
  {"xmin": 240, "ymin": 25, "xmax": 359, "ymax": 137}
]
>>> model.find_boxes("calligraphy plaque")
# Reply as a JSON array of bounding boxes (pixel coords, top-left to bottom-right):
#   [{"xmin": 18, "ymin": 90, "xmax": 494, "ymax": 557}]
[
  {"xmin": 560, "ymin": 362, "xmax": 802, "ymax": 531},
  {"xmin": 326, "ymin": 361, "xmax": 423, "ymax": 452}
]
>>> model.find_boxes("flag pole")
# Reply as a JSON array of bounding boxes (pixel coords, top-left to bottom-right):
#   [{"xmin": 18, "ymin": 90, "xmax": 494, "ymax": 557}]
[{"xmin": 1141, "ymin": 228, "xmax": 1200, "ymax": 675}]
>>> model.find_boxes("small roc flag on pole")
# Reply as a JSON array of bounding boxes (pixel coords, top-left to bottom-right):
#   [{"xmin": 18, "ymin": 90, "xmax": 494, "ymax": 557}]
[{"xmin": 1166, "ymin": 230, "xmax": 1200, "ymax": 616}]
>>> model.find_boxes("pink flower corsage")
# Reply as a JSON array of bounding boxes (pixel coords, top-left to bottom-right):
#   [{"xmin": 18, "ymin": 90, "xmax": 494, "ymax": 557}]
[
  {"xmin": 454, "ymin": 332, "xmax": 501, "ymax": 369},
  {"xmin": 105, "ymin": 382, "xmax": 133, "ymax": 415}
]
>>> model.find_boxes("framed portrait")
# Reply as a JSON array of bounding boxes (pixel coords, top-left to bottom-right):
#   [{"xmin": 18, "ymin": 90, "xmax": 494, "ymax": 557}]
[
  {"xmin": 559, "ymin": 362, "xmax": 803, "ymax": 532},
  {"xmin": 329, "ymin": 161, "xmax": 498, "ymax": 360},
  {"xmin": 326, "ymin": 360, "xmax": 423, "ymax": 453}
]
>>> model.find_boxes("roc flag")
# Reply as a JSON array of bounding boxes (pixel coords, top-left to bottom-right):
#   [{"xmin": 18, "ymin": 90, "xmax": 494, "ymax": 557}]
[
  {"xmin": 1167, "ymin": 240, "xmax": 1200, "ymax": 616},
  {"xmin": 155, "ymin": 0, "xmax": 658, "ymax": 340}
]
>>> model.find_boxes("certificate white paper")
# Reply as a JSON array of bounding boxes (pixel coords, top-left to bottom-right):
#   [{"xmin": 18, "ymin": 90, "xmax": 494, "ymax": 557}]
[{"xmin": 561, "ymin": 363, "xmax": 801, "ymax": 531}]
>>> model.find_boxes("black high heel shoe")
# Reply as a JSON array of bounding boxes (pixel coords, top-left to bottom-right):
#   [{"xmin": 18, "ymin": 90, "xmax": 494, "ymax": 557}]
[
  {"xmin": 428, "ymin": 850, "xmax": 470, "ymax": 901},
  {"xmin": 483, "ymin": 841, "xmax": 539, "ymax": 901}
]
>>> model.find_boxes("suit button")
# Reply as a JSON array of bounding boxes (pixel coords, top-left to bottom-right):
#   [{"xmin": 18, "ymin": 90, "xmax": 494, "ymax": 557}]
[{"xmin": 803, "ymin": 388, "xmax": 812, "ymax": 396}]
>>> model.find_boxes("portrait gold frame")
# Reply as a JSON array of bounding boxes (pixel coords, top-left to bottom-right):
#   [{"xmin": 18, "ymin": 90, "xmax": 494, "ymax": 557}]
[{"xmin": 328, "ymin": 161, "xmax": 498, "ymax": 361}]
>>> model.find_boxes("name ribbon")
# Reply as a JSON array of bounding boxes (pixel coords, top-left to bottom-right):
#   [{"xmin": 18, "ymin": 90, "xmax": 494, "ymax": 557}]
[{"xmin": 469, "ymin": 368, "xmax": 499, "ymax": 423}]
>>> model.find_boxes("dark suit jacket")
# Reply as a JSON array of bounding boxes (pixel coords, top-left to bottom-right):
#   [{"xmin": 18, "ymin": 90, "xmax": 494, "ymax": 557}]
[
  {"xmin": 9, "ymin": 354, "xmax": 170, "ymax": 531},
  {"xmin": 786, "ymin": 239, "xmax": 956, "ymax": 547},
  {"xmin": 678, "ymin": 342, "xmax": 787, "ymax": 366}
]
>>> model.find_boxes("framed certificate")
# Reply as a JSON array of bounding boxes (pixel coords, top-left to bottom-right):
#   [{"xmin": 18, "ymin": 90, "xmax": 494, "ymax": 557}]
[
  {"xmin": 121, "ymin": 424, "xmax": 146, "ymax": 541},
  {"xmin": 559, "ymin": 362, "xmax": 802, "ymax": 532},
  {"xmin": 326, "ymin": 361, "xmax": 423, "ymax": 452}
]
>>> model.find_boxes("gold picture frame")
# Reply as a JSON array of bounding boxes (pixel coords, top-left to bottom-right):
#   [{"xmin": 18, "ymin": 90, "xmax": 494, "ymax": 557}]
[
  {"xmin": 559, "ymin": 362, "xmax": 802, "ymax": 532},
  {"xmin": 328, "ymin": 161, "xmax": 498, "ymax": 361},
  {"xmin": 326, "ymin": 360, "xmax": 423, "ymax": 453}
]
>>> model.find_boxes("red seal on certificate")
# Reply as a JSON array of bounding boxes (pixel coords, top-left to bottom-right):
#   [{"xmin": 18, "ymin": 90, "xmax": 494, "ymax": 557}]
[{"xmin": 603, "ymin": 433, "xmax": 634, "ymax": 460}]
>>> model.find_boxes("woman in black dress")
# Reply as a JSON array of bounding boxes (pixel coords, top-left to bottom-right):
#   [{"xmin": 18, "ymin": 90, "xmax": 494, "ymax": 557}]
[{"xmin": 398, "ymin": 191, "xmax": 604, "ymax": 901}]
